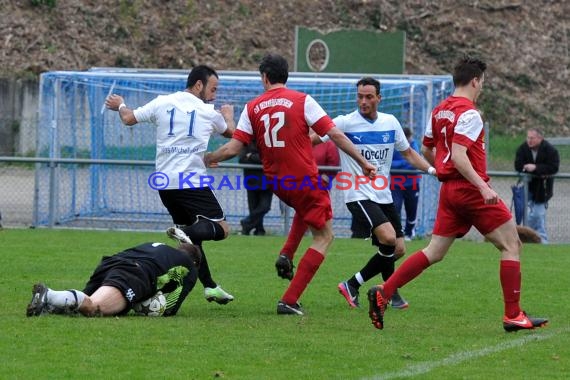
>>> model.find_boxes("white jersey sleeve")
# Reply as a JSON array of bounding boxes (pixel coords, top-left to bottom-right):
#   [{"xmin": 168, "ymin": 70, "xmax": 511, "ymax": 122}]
[
  {"xmin": 455, "ymin": 109, "xmax": 483, "ymax": 141},
  {"xmin": 133, "ymin": 96, "xmax": 162, "ymax": 124},
  {"xmin": 424, "ymin": 116, "xmax": 433, "ymax": 139},
  {"xmin": 304, "ymin": 95, "xmax": 328, "ymax": 127},
  {"xmin": 236, "ymin": 104, "xmax": 253, "ymax": 135}
]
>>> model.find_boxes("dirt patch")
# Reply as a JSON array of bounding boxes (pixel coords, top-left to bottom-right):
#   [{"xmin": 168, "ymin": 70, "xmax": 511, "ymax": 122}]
[{"xmin": 0, "ymin": 0, "xmax": 568, "ymax": 134}]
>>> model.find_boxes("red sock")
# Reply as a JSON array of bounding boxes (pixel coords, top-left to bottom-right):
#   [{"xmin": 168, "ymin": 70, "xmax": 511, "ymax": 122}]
[
  {"xmin": 281, "ymin": 248, "xmax": 324, "ymax": 305},
  {"xmin": 383, "ymin": 251, "xmax": 430, "ymax": 299},
  {"xmin": 280, "ymin": 213, "xmax": 307, "ymax": 260},
  {"xmin": 500, "ymin": 260, "xmax": 521, "ymax": 318}
]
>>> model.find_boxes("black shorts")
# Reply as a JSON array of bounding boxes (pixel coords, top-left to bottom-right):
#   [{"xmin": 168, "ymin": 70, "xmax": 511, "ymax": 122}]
[
  {"xmin": 346, "ymin": 200, "xmax": 404, "ymax": 243},
  {"xmin": 83, "ymin": 256, "xmax": 155, "ymax": 309},
  {"xmin": 158, "ymin": 187, "xmax": 225, "ymax": 225}
]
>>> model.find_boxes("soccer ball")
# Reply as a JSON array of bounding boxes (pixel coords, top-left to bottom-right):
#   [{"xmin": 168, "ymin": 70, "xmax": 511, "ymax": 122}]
[{"xmin": 133, "ymin": 291, "xmax": 167, "ymax": 317}]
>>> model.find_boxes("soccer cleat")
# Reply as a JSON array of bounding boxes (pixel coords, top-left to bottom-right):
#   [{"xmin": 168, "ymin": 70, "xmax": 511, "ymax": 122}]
[
  {"xmin": 338, "ymin": 281, "xmax": 360, "ymax": 308},
  {"xmin": 275, "ymin": 254, "xmax": 295, "ymax": 280},
  {"xmin": 367, "ymin": 285, "xmax": 388, "ymax": 329},
  {"xmin": 390, "ymin": 289, "xmax": 409, "ymax": 309},
  {"xmin": 166, "ymin": 226, "xmax": 193, "ymax": 245},
  {"xmin": 26, "ymin": 283, "xmax": 49, "ymax": 317},
  {"xmin": 276, "ymin": 300, "xmax": 304, "ymax": 315},
  {"xmin": 503, "ymin": 311, "xmax": 548, "ymax": 332},
  {"xmin": 204, "ymin": 286, "xmax": 234, "ymax": 305}
]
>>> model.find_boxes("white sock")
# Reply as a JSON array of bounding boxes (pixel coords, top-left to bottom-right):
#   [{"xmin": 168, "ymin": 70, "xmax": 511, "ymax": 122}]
[
  {"xmin": 47, "ymin": 289, "xmax": 86, "ymax": 308},
  {"xmin": 355, "ymin": 272, "xmax": 365, "ymax": 285}
]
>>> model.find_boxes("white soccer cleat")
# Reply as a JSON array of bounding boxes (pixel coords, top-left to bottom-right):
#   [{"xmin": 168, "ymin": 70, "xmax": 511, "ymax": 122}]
[
  {"xmin": 166, "ymin": 226, "xmax": 193, "ymax": 245},
  {"xmin": 204, "ymin": 286, "xmax": 234, "ymax": 305}
]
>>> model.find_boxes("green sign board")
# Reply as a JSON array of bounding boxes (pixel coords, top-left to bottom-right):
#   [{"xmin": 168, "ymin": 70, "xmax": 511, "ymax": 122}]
[{"xmin": 294, "ymin": 27, "xmax": 405, "ymax": 74}]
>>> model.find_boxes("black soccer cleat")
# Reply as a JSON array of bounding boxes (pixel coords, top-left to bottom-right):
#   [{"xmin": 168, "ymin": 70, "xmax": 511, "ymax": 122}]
[
  {"xmin": 276, "ymin": 300, "xmax": 304, "ymax": 315},
  {"xmin": 367, "ymin": 285, "xmax": 387, "ymax": 330},
  {"xmin": 275, "ymin": 255, "xmax": 294, "ymax": 280},
  {"xmin": 26, "ymin": 283, "xmax": 49, "ymax": 317}
]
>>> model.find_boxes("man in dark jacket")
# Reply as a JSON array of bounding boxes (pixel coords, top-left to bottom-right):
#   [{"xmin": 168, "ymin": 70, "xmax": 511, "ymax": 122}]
[
  {"xmin": 239, "ymin": 140, "xmax": 273, "ymax": 235},
  {"xmin": 514, "ymin": 128, "xmax": 559, "ymax": 243}
]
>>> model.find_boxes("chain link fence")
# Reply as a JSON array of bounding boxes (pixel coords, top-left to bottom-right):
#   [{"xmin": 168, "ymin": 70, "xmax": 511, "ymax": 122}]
[{"xmin": 1, "ymin": 155, "xmax": 569, "ymax": 242}]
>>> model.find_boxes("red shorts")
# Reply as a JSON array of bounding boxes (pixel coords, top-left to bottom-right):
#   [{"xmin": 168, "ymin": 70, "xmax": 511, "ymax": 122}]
[
  {"xmin": 433, "ymin": 180, "xmax": 513, "ymax": 238},
  {"xmin": 274, "ymin": 184, "xmax": 332, "ymax": 231}
]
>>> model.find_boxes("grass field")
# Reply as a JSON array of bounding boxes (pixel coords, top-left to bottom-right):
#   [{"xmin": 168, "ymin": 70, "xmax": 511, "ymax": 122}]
[{"xmin": 1, "ymin": 228, "xmax": 568, "ymax": 379}]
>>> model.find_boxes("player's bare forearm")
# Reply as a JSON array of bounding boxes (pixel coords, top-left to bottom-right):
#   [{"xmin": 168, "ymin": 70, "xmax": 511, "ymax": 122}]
[
  {"xmin": 421, "ymin": 144, "xmax": 435, "ymax": 166},
  {"xmin": 328, "ymin": 129, "xmax": 375, "ymax": 177},
  {"xmin": 204, "ymin": 138, "xmax": 243, "ymax": 167},
  {"xmin": 401, "ymin": 148, "xmax": 432, "ymax": 173},
  {"xmin": 220, "ymin": 104, "xmax": 235, "ymax": 138},
  {"xmin": 105, "ymin": 94, "xmax": 137, "ymax": 125},
  {"xmin": 310, "ymin": 133, "xmax": 322, "ymax": 146}
]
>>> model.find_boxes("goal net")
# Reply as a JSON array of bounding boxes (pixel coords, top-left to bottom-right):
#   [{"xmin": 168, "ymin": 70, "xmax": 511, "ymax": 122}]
[{"xmin": 35, "ymin": 68, "xmax": 452, "ymax": 236}]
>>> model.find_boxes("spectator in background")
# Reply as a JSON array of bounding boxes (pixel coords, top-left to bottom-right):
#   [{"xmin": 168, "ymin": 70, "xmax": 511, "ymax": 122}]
[
  {"xmin": 391, "ymin": 127, "xmax": 421, "ymax": 241},
  {"xmin": 239, "ymin": 140, "xmax": 273, "ymax": 236},
  {"xmin": 313, "ymin": 139, "xmax": 340, "ymax": 186},
  {"xmin": 514, "ymin": 128, "xmax": 559, "ymax": 243},
  {"xmin": 350, "ymin": 217, "xmax": 370, "ymax": 239}
]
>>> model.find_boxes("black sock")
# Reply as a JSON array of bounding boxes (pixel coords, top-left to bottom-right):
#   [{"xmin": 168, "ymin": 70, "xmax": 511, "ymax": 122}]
[
  {"xmin": 196, "ymin": 244, "xmax": 217, "ymax": 289},
  {"xmin": 377, "ymin": 243, "xmax": 396, "ymax": 281},
  {"xmin": 181, "ymin": 219, "xmax": 225, "ymax": 244}
]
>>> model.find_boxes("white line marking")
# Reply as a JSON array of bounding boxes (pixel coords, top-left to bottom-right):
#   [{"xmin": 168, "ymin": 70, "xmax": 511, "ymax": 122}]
[{"xmin": 363, "ymin": 328, "xmax": 568, "ymax": 380}]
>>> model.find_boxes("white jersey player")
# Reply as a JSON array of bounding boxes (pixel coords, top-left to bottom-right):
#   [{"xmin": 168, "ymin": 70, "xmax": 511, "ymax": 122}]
[
  {"xmin": 104, "ymin": 65, "xmax": 236, "ymax": 306},
  {"xmin": 323, "ymin": 77, "xmax": 434, "ymax": 311}
]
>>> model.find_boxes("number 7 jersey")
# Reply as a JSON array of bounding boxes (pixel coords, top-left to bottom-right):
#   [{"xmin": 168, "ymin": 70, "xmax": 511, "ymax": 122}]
[
  {"xmin": 233, "ymin": 87, "xmax": 335, "ymax": 181},
  {"xmin": 423, "ymin": 96, "xmax": 488, "ymax": 182}
]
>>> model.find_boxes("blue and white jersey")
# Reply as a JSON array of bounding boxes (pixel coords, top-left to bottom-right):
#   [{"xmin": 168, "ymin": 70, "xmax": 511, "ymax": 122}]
[
  {"xmin": 134, "ymin": 91, "xmax": 228, "ymax": 189},
  {"xmin": 331, "ymin": 110, "xmax": 409, "ymax": 204}
]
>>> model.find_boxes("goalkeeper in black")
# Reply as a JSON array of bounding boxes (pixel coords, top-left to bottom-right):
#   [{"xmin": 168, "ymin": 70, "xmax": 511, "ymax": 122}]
[{"xmin": 26, "ymin": 228, "xmax": 200, "ymax": 317}]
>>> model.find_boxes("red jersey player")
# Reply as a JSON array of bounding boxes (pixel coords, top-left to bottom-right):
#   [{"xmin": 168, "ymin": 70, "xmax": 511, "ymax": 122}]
[
  {"xmin": 205, "ymin": 53, "xmax": 375, "ymax": 315},
  {"xmin": 367, "ymin": 55, "xmax": 548, "ymax": 332}
]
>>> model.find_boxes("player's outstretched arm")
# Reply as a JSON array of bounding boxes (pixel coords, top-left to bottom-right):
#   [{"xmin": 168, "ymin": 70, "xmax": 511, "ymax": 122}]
[
  {"xmin": 204, "ymin": 138, "xmax": 244, "ymax": 168},
  {"xmin": 220, "ymin": 104, "xmax": 235, "ymax": 138},
  {"xmin": 105, "ymin": 94, "xmax": 137, "ymax": 126},
  {"xmin": 400, "ymin": 148, "xmax": 436, "ymax": 176},
  {"xmin": 326, "ymin": 127, "xmax": 376, "ymax": 178}
]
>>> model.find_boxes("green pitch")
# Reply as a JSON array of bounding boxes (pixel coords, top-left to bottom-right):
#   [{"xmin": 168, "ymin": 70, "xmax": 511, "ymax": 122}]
[{"xmin": 1, "ymin": 228, "xmax": 568, "ymax": 379}]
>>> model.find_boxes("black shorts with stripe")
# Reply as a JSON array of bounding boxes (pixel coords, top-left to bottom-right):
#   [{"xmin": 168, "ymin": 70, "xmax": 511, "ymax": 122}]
[
  {"xmin": 159, "ymin": 187, "xmax": 225, "ymax": 225},
  {"xmin": 346, "ymin": 199, "xmax": 404, "ymax": 244}
]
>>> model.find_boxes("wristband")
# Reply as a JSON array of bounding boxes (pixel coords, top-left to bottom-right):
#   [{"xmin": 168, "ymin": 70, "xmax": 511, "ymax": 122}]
[
  {"xmin": 427, "ymin": 166, "xmax": 436, "ymax": 176},
  {"xmin": 118, "ymin": 103, "xmax": 127, "ymax": 111}
]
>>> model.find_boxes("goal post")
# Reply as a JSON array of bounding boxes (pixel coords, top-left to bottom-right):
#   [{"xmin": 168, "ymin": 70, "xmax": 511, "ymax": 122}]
[{"xmin": 35, "ymin": 69, "xmax": 452, "ymax": 236}]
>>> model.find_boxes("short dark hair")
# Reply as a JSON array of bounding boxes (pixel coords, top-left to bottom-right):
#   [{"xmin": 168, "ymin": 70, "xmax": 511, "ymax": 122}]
[
  {"xmin": 186, "ymin": 65, "xmax": 218, "ymax": 89},
  {"xmin": 453, "ymin": 55, "xmax": 487, "ymax": 87},
  {"xmin": 356, "ymin": 77, "xmax": 380, "ymax": 95},
  {"xmin": 259, "ymin": 54, "xmax": 289, "ymax": 84}
]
